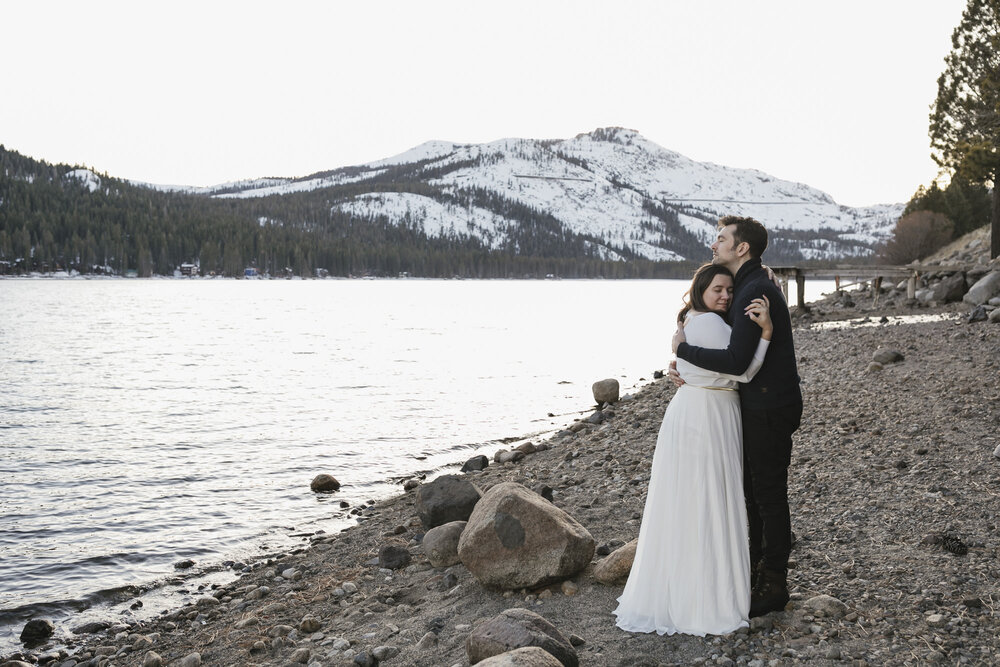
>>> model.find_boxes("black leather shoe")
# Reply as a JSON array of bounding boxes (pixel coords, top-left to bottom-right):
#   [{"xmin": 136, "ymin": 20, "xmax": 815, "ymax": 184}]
[{"xmin": 749, "ymin": 568, "xmax": 789, "ymax": 618}]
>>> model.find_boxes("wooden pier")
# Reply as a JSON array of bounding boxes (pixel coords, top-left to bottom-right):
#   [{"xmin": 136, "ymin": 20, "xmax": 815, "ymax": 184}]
[{"xmin": 770, "ymin": 264, "xmax": 967, "ymax": 309}]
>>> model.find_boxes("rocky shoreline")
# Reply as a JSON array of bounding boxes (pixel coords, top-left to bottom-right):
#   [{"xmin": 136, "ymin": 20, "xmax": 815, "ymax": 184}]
[{"xmin": 4, "ymin": 256, "xmax": 1000, "ymax": 667}]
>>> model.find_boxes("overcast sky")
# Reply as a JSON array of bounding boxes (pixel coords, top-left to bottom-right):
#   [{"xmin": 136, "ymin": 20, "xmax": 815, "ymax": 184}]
[{"xmin": 3, "ymin": 0, "xmax": 968, "ymax": 207}]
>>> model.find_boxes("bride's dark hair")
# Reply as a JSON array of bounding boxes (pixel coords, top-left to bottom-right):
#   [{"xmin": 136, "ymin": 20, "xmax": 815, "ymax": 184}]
[{"xmin": 677, "ymin": 263, "xmax": 734, "ymax": 323}]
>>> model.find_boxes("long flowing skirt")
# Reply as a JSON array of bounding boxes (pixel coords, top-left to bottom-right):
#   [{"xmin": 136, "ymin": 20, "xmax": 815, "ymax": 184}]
[{"xmin": 613, "ymin": 385, "xmax": 750, "ymax": 636}]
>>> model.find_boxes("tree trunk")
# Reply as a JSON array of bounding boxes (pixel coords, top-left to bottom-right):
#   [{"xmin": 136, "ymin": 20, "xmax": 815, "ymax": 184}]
[{"xmin": 993, "ymin": 180, "xmax": 1000, "ymax": 259}]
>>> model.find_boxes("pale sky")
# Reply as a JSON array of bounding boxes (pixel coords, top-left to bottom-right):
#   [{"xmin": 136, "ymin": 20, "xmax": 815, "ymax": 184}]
[{"xmin": 3, "ymin": 0, "xmax": 967, "ymax": 207}]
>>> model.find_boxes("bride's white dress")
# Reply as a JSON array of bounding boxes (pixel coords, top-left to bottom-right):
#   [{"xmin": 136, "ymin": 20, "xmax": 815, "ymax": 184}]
[{"xmin": 613, "ymin": 311, "xmax": 769, "ymax": 636}]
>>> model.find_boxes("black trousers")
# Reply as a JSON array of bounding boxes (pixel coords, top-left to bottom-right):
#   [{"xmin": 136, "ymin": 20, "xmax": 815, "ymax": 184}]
[{"xmin": 742, "ymin": 401, "xmax": 802, "ymax": 573}]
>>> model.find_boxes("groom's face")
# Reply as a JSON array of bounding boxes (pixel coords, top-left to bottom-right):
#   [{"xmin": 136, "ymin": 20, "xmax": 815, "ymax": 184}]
[{"xmin": 711, "ymin": 225, "xmax": 743, "ymax": 272}]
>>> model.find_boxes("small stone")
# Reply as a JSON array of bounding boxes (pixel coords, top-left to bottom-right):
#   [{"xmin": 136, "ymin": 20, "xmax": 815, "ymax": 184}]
[
  {"xmin": 353, "ymin": 652, "xmax": 378, "ymax": 667},
  {"xmin": 174, "ymin": 559, "xmax": 195, "ymax": 569},
  {"xmin": 560, "ymin": 580, "xmax": 579, "ymax": 596},
  {"xmin": 872, "ymin": 348, "xmax": 904, "ymax": 364},
  {"xmin": 195, "ymin": 595, "xmax": 220, "ymax": 607},
  {"xmin": 142, "ymin": 651, "xmax": 164, "ymax": 667},
  {"xmin": 300, "ymin": 616, "xmax": 322, "ymax": 633},
  {"xmin": 416, "ymin": 631, "xmax": 438, "ymax": 650},
  {"xmin": 174, "ymin": 654, "xmax": 202, "ymax": 667},
  {"xmin": 403, "ymin": 478, "xmax": 421, "ymax": 491},
  {"xmin": 268, "ymin": 624, "xmax": 294, "ymax": 637},
  {"xmin": 311, "ymin": 474, "xmax": 341, "ymax": 492},
  {"xmin": 926, "ymin": 613, "xmax": 947, "ymax": 627},
  {"xmin": 379, "ymin": 545, "xmax": 412, "ymax": 570},
  {"xmin": 568, "ymin": 633, "xmax": 586, "ymax": 646},
  {"xmin": 342, "ymin": 581, "xmax": 358, "ymax": 594},
  {"xmin": 333, "ymin": 638, "xmax": 351, "ymax": 650},
  {"xmin": 804, "ymin": 594, "xmax": 849, "ymax": 619},
  {"xmin": 372, "ymin": 645, "xmax": 400, "ymax": 660},
  {"xmin": 289, "ymin": 647, "xmax": 311, "ymax": 664}
]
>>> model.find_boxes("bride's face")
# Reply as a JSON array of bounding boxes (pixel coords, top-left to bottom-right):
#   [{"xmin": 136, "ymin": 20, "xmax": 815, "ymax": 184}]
[{"xmin": 702, "ymin": 274, "xmax": 734, "ymax": 313}]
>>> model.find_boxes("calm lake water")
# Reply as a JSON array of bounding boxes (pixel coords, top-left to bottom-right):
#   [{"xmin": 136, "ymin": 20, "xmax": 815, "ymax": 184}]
[{"xmin": 0, "ymin": 277, "xmax": 835, "ymax": 652}]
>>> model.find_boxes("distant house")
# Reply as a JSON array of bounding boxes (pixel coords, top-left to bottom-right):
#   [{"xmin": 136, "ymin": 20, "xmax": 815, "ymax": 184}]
[
  {"xmin": 244, "ymin": 267, "xmax": 259, "ymax": 278},
  {"xmin": 179, "ymin": 263, "xmax": 199, "ymax": 277}
]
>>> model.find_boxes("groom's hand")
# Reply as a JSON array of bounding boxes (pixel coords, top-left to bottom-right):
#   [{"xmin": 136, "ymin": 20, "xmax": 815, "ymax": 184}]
[{"xmin": 671, "ymin": 324, "xmax": 686, "ymax": 354}]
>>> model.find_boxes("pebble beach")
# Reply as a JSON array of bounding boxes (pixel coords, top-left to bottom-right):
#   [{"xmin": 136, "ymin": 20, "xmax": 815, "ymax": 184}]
[{"xmin": 5, "ymin": 239, "xmax": 1000, "ymax": 667}]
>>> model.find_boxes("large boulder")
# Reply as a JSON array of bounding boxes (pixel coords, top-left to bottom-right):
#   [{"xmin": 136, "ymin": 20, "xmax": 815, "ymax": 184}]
[
  {"xmin": 592, "ymin": 539, "xmax": 637, "ymax": 584},
  {"xmin": 458, "ymin": 482, "xmax": 595, "ymax": 589},
  {"xmin": 930, "ymin": 273, "xmax": 967, "ymax": 303},
  {"xmin": 591, "ymin": 379, "xmax": 619, "ymax": 405},
  {"xmin": 963, "ymin": 270, "xmax": 1000, "ymax": 306},
  {"xmin": 415, "ymin": 475, "xmax": 481, "ymax": 529},
  {"xmin": 474, "ymin": 646, "xmax": 565, "ymax": 667},
  {"xmin": 466, "ymin": 608, "xmax": 578, "ymax": 666},
  {"xmin": 423, "ymin": 520, "xmax": 466, "ymax": 567}
]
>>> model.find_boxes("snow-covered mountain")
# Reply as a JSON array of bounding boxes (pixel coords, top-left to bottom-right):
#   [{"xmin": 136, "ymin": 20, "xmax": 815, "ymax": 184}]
[{"xmin": 157, "ymin": 128, "xmax": 904, "ymax": 262}]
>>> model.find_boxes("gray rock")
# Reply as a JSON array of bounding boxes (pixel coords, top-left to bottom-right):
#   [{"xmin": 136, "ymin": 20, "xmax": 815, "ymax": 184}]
[
  {"xmin": 591, "ymin": 379, "xmax": 619, "ymax": 405},
  {"xmin": 458, "ymin": 482, "xmax": 595, "ymax": 590},
  {"xmin": 474, "ymin": 646, "xmax": 565, "ymax": 666},
  {"xmin": 300, "ymin": 616, "xmax": 322, "ymax": 633},
  {"xmin": 403, "ymin": 478, "xmax": 421, "ymax": 491},
  {"xmin": 423, "ymin": 521, "xmax": 466, "ymax": 567},
  {"xmin": 462, "ymin": 455, "xmax": 490, "ymax": 473},
  {"xmin": 592, "ymin": 539, "xmax": 637, "ymax": 584},
  {"xmin": 416, "ymin": 475, "xmax": 482, "ymax": 529},
  {"xmin": 989, "ymin": 307, "xmax": 1000, "ymax": 323},
  {"xmin": 289, "ymin": 647, "xmax": 311, "ymax": 664},
  {"xmin": 72, "ymin": 621, "xmax": 112, "ymax": 635},
  {"xmin": 803, "ymin": 594, "xmax": 849, "ymax": 619},
  {"xmin": 931, "ymin": 272, "xmax": 966, "ymax": 302},
  {"xmin": 993, "ymin": 443, "xmax": 1000, "ymax": 459},
  {"xmin": 142, "ymin": 651, "xmax": 164, "ymax": 667},
  {"xmin": 466, "ymin": 608, "xmax": 578, "ymax": 667},
  {"xmin": 495, "ymin": 450, "xmax": 526, "ymax": 464},
  {"xmin": 353, "ymin": 652, "xmax": 378, "ymax": 667},
  {"xmin": 968, "ymin": 304, "xmax": 989, "ymax": 322},
  {"xmin": 534, "ymin": 485, "xmax": 554, "ymax": 502},
  {"xmin": 372, "ymin": 645, "xmax": 400, "ymax": 660},
  {"xmin": 311, "ymin": 474, "xmax": 341, "ymax": 492},
  {"xmin": 963, "ymin": 270, "xmax": 1000, "ymax": 305},
  {"xmin": 378, "ymin": 544, "xmax": 412, "ymax": 570},
  {"xmin": 20, "ymin": 618, "xmax": 55, "ymax": 644},
  {"xmin": 174, "ymin": 654, "xmax": 201, "ymax": 667},
  {"xmin": 415, "ymin": 631, "xmax": 438, "ymax": 650},
  {"xmin": 872, "ymin": 348, "xmax": 904, "ymax": 364}
]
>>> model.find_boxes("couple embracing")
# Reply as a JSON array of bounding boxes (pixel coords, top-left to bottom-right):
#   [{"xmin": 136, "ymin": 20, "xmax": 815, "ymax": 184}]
[{"xmin": 614, "ymin": 216, "xmax": 803, "ymax": 636}]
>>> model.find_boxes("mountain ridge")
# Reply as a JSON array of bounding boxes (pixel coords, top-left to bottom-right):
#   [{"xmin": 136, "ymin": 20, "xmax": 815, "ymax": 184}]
[{"xmin": 144, "ymin": 127, "xmax": 904, "ymax": 263}]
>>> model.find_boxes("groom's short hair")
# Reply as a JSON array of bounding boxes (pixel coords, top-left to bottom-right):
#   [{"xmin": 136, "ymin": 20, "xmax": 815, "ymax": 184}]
[{"xmin": 719, "ymin": 216, "xmax": 768, "ymax": 259}]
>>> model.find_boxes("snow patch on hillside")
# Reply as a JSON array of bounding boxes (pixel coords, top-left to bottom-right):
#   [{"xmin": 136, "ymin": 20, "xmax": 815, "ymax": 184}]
[{"xmin": 65, "ymin": 169, "xmax": 100, "ymax": 193}]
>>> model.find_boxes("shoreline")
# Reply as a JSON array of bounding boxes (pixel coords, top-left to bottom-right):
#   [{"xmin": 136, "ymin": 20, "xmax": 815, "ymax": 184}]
[{"xmin": 4, "ymin": 287, "xmax": 1000, "ymax": 666}]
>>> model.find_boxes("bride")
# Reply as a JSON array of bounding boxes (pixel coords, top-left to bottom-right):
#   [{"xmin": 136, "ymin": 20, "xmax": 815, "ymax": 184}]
[{"xmin": 613, "ymin": 263, "xmax": 772, "ymax": 636}]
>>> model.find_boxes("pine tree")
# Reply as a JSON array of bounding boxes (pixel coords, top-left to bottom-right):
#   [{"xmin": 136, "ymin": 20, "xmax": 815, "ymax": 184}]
[{"xmin": 929, "ymin": 0, "xmax": 1000, "ymax": 257}]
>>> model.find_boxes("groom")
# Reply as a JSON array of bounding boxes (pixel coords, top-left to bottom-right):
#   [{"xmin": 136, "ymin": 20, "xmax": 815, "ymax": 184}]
[{"xmin": 671, "ymin": 216, "xmax": 803, "ymax": 617}]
